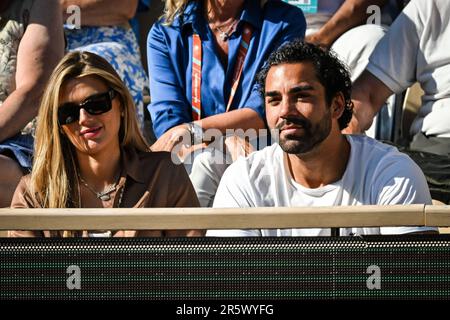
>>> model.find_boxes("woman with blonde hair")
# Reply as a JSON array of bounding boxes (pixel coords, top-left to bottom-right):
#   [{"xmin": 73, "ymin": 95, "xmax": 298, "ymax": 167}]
[{"xmin": 10, "ymin": 51, "xmax": 201, "ymax": 237}]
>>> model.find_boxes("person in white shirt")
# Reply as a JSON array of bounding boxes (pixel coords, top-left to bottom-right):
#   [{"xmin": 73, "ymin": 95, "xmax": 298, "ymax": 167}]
[
  {"xmin": 305, "ymin": 0, "xmax": 401, "ymax": 81},
  {"xmin": 207, "ymin": 40, "xmax": 436, "ymax": 237},
  {"xmin": 348, "ymin": 0, "xmax": 450, "ymax": 155}
]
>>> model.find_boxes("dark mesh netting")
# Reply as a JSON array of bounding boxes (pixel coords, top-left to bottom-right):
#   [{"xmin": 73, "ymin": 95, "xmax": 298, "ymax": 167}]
[{"xmin": 1, "ymin": 235, "xmax": 450, "ymax": 300}]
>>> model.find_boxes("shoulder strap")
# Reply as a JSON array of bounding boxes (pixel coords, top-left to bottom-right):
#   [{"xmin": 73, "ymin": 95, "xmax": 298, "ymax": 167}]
[{"xmin": 191, "ymin": 24, "xmax": 253, "ymax": 120}]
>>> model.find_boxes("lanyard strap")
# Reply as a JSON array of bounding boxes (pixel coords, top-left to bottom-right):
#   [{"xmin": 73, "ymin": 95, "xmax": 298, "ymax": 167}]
[
  {"xmin": 191, "ymin": 34, "xmax": 202, "ymax": 121},
  {"xmin": 191, "ymin": 24, "xmax": 253, "ymax": 121}
]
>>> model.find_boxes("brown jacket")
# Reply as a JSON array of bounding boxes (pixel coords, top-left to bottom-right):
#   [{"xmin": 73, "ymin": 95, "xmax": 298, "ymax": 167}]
[{"xmin": 9, "ymin": 147, "xmax": 202, "ymax": 237}]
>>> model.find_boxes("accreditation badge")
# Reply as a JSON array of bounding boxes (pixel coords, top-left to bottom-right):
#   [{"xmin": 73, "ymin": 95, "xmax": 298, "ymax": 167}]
[{"xmin": 283, "ymin": 0, "xmax": 318, "ymax": 14}]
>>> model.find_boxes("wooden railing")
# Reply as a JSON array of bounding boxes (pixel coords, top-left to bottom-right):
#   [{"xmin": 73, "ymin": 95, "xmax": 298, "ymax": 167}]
[{"xmin": 0, "ymin": 204, "xmax": 448, "ymax": 230}]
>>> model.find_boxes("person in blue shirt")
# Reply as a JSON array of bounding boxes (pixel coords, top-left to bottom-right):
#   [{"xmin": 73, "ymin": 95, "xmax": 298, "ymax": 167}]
[
  {"xmin": 148, "ymin": 0, "xmax": 305, "ymax": 206},
  {"xmin": 148, "ymin": 0, "xmax": 305, "ymax": 145}
]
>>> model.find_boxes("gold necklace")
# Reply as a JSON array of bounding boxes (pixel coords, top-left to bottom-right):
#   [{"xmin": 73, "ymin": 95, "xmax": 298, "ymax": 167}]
[
  {"xmin": 78, "ymin": 175, "xmax": 119, "ymax": 201},
  {"xmin": 115, "ymin": 184, "xmax": 125, "ymax": 208},
  {"xmin": 67, "ymin": 176, "xmax": 125, "ymax": 238},
  {"xmin": 211, "ymin": 19, "xmax": 239, "ymax": 42}
]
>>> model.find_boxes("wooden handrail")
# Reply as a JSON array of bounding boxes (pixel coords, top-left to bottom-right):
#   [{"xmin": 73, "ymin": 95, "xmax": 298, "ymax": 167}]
[
  {"xmin": 1, "ymin": 204, "xmax": 447, "ymax": 230},
  {"xmin": 425, "ymin": 205, "xmax": 450, "ymax": 227}
]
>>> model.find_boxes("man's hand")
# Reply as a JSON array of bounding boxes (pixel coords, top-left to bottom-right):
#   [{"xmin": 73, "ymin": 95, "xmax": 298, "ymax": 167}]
[
  {"xmin": 345, "ymin": 71, "xmax": 394, "ymax": 135},
  {"xmin": 342, "ymin": 111, "xmax": 372, "ymax": 135},
  {"xmin": 306, "ymin": 0, "xmax": 390, "ymax": 52},
  {"xmin": 305, "ymin": 32, "xmax": 331, "ymax": 50}
]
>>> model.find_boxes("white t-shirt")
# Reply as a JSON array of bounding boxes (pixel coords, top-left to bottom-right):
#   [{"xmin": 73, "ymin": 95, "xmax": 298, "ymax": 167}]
[
  {"xmin": 367, "ymin": 0, "xmax": 450, "ymax": 137},
  {"xmin": 207, "ymin": 135, "xmax": 435, "ymax": 237}
]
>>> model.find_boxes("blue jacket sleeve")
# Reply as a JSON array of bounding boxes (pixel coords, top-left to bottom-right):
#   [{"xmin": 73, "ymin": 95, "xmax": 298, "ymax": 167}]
[{"xmin": 147, "ymin": 23, "xmax": 192, "ymax": 138}]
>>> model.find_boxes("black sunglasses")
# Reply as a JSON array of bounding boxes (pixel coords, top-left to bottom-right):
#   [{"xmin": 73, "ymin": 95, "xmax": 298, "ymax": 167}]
[{"xmin": 58, "ymin": 89, "xmax": 117, "ymax": 125}]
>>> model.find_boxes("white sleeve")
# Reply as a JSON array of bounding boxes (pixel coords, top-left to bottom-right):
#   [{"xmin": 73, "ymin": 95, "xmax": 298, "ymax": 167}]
[
  {"xmin": 366, "ymin": 0, "xmax": 422, "ymax": 93},
  {"xmin": 206, "ymin": 160, "xmax": 262, "ymax": 237},
  {"xmin": 371, "ymin": 154, "xmax": 437, "ymax": 234},
  {"xmin": 374, "ymin": 157, "xmax": 431, "ymax": 206}
]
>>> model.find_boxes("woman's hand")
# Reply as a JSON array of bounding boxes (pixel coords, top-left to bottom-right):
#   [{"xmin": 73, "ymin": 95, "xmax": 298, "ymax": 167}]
[
  {"xmin": 224, "ymin": 134, "xmax": 255, "ymax": 162},
  {"xmin": 150, "ymin": 121, "xmax": 257, "ymax": 163},
  {"xmin": 150, "ymin": 124, "xmax": 191, "ymax": 153},
  {"xmin": 151, "ymin": 124, "xmax": 209, "ymax": 162}
]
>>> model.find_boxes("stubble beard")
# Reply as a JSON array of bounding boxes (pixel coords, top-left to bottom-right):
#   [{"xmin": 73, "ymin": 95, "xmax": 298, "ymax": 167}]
[{"xmin": 278, "ymin": 111, "xmax": 332, "ymax": 155}]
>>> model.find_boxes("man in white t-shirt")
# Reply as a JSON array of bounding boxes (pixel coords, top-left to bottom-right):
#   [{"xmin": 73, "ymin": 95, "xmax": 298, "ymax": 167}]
[
  {"xmin": 207, "ymin": 40, "xmax": 436, "ymax": 237},
  {"xmin": 348, "ymin": 0, "xmax": 450, "ymax": 155}
]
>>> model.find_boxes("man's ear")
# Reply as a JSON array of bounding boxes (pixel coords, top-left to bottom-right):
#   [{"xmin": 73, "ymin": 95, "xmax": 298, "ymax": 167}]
[{"xmin": 331, "ymin": 92, "xmax": 345, "ymax": 119}]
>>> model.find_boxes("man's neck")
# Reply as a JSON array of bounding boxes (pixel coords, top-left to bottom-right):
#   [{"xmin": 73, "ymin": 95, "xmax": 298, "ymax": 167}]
[
  {"xmin": 205, "ymin": 0, "xmax": 245, "ymax": 23},
  {"xmin": 285, "ymin": 134, "xmax": 351, "ymax": 189}
]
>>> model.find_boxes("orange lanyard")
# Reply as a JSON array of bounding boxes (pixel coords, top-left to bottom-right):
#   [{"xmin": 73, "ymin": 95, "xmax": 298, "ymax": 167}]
[{"xmin": 191, "ymin": 24, "xmax": 253, "ymax": 121}]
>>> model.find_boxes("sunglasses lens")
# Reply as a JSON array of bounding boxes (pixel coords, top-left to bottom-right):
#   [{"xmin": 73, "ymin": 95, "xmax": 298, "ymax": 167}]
[
  {"xmin": 84, "ymin": 95, "xmax": 112, "ymax": 115},
  {"xmin": 58, "ymin": 104, "xmax": 79, "ymax": 125},
  {"xmin": 58, "ymin": 90, "xmax": 115, "ymax": 125}
]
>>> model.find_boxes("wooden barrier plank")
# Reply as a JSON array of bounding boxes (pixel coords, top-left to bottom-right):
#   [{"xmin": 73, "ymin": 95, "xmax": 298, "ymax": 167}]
[
  {"xmin": 425, "ymin": 205, "xmax": 450, "ymax": 227},
  {"xmin": 0, "ymin": 205, "xmax": 426, "ymax": 230}
]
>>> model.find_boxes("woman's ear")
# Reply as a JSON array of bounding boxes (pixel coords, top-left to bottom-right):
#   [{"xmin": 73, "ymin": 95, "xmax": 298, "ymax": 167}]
[{"xmin": 120, "ymin": 103, "xmax": 125, "ymax": 117}]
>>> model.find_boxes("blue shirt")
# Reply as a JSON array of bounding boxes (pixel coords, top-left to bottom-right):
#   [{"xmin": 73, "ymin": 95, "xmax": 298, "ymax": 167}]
[{"xmin": 147, "ymin": 0, "xmax": 306, "ymax": 138}]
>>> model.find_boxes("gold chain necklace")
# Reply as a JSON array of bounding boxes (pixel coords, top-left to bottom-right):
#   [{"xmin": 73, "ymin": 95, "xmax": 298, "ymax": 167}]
[
  {"xmin": 78, "ymin": 175, "xmax": 119, "ymax": 201},
  {"xmin": 66, "ymin": 175, "xmax": 126, "ymax": 238},
  {"xmin": 211, "ymin": 19, "xmax": 239, "ymax": 42},
  {"xmin": 116, "ymin": 184, "xmax": 125, "ymax": 208}
]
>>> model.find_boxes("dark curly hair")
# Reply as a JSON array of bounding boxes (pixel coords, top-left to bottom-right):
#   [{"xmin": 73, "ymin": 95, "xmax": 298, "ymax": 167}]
[{"xmin": 256, "ymin": 40, "xmax": 353, "ymax": 130}]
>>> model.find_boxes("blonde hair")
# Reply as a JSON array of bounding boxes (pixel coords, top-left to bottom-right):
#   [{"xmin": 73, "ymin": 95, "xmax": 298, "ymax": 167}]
[
  {"xmin": 162, "ymin": 0, "xmax": 191, "ymax": 25},
  {"xmin": 161, "ymin": 0, "xmax": 268, "ymax": 26},
  {"xmin": 30, "ymin": 51, "xmax": 149, "ymax": 210}
]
